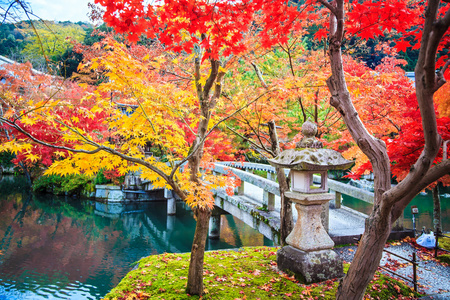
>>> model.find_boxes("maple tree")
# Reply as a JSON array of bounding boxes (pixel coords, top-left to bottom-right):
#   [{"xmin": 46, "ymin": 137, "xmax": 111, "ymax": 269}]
[
  {"xmin": 0, "ymin": 62, "xmax": 107, "ymax": 179},
  {"xmin": 224, "ymin": 39, "xmax": 338, "ymax": 244},
  {"xmin": 330, "ymin": 54, "xmax": 415, "ymax": 171},
  {"xmin": 225, "ymin": 32, "xmax": 416, "ymax": 244},
  {"xmin": 314, "ymin": 1, "xmax": 450, "ymax": 299},
  {"xmin": 2, "ymin": 0, "xmax": 449, "ymax": 298},
  {"xmin": 0, "ymin": 29, "xmax": 262, "ymax": 299},
  {"xmin": 349, "ymin": 91, "xmax": 450, "ymax": 231}
]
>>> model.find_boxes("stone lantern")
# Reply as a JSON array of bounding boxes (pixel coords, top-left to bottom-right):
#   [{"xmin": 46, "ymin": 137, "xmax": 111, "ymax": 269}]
[{"xmin": 268, "ymin": 119, "xmax": 353, "ymax": 283}]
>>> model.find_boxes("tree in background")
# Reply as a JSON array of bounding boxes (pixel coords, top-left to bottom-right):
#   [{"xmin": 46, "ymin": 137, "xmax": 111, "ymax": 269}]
[
  {"xmin": 0, "ymin": 61, "xmax": 107, "ymax": 181},
  {"xmin": 19, "ymin": 21, "xmax": 86, "ymax": 69}
]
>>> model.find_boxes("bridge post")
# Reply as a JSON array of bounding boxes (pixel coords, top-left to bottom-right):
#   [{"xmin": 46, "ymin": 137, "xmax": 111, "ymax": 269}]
[
  {"xmin": 262, "ymin": 172, "xmax": 276, "ymax": 211},
  {"xmin": 263, "ymin": 191, "xmax": 275, "ymax": 211},
  {"xmin": 334, "ymin": 191, "xmax": 342, "ymax": 209},
  {"xmin": 167, "ymin": 215, "xmax": 176, "ymax": 231},
  {"xmin": 165, "ymin": 189, "xmax": 176, "ymax": 215},
  {"xmin": 209, "ymin": 214, "xmax": 221, "ymax": 239},
  {"xmin": 237, "ymin": 181, "xmax": 245, "ymax": 195}
]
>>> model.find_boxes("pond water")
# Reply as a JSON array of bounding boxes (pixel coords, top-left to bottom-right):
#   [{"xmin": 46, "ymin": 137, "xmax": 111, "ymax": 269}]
[
  {"xmin": 0, "ymin": 176, "xmax": 272, "ymax": 299},
  {"xmin": 342, "ymin": 185, "xmax": 450, "ymax": 232}
]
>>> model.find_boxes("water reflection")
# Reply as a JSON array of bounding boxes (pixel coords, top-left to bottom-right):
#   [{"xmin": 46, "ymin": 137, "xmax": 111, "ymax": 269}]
[{"xmin": 0, "ymin": 176, "xmax": 272, "ymax": 299}]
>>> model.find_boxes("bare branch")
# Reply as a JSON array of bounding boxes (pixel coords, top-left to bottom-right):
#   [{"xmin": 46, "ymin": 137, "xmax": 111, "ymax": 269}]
[
  {"xmin": 207, "ymin": 91, "xmax": 273, "ymax": 137},
  {"xmin": 251, "ymin": 62, "xmax": 268, "ymax": 88},
  {"xmin": 171, "ymin": 90, "xmax": 274, "ymax": 178},
  {"xmin": 1, "ymin": 1, "xmax": 16, "ymax": 24},
  {"xmin": 226, "ymin": 125, "xmax": 274, "ymax": 156},
  {"xmin": 392, "ymin": 158, "xmax": 450, "ymax": 220},
  {"xmin": 436, "ymin": 59, "xmax": 450, "ymax": 91},
  {"xmin": 317, "ymin": 0, "xmax": 337, "ymax": 16}
]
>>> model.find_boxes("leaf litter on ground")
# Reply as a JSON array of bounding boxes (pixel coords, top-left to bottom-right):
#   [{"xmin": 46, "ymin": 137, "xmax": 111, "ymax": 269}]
[{"xmin": 103, "ymin": 246, "xmax": 422, "ymax": 300}]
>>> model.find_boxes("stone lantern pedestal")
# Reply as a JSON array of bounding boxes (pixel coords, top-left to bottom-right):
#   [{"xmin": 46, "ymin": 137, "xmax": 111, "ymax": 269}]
[{"xmin": 276, "ymin": 191, "xmax": 343, "ymax": 283}]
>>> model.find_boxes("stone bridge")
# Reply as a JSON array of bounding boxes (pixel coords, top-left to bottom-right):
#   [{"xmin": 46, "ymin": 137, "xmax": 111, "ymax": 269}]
[{"xmin": 96, "ymin": 161, "xmax": 408, "ymax": 245}]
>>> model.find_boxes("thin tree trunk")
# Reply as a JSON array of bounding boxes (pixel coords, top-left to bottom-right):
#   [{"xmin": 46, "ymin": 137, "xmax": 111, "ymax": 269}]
[
  {"xmin": 276, "ymin": 167, "xmax": 293, "ymax": 245},
  {"xmin": 184, "ymin": 57, "xmax": 224, "ymax": 296},
  {"xmin": 432, "ymin": 185, "xmax": 441, "ymax": 232},
  {"xmin": 18, "ymin": 162, "xmax": 31, "ymax": 184},
  {"xmin": 186, "ymin": 207, "xmax": 211, "ymax": 295},
  {"xmin": 267, "ymin": 121, "xmax": 293, "ymax": 244}
]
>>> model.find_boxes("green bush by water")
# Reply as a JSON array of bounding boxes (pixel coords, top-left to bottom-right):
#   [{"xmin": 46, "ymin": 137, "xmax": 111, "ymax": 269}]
[{"xmin": 33, "ymin": 174, "xmax": 92, "ymax": 196}]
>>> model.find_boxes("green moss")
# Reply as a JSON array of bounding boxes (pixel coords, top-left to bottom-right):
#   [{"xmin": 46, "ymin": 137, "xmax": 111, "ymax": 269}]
[
  {"xmin": 438, "ymin": 237, "xmax": 450, "ymax": 251},
  {"xmin": 252, "ymin": 169, "xmax": 268, "ymax": 178},
  {"xmin": 437, "ymin": 254, "xmax": 450, "ymax": 264},
  {"xmin": 256, "ymin": 206, "xmax": 269, "ymax": 212},
  {"xmin": 103, "ymin": 247, "xmax": 422, "ymax": 300}
]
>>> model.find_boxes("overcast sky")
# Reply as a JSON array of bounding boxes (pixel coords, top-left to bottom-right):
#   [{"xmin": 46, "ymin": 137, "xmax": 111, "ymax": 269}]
[{"xmin": 28, "ymin": 0, "xmax": 92, "ymax": 23}]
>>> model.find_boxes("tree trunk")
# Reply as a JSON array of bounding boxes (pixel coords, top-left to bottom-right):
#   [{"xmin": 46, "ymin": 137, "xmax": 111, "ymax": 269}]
[
  {"xmin": 184, "ymin": 58, "xmax": 223, "ymax": 296},
  {"xmin": 327, "ymin": 0, "xmax": 449, "ymax": 298},
  {"xmin": 336, "ymin": 206, "xmax": 392, "ymax": 300},
  {"xmin": 186, "ymin": 207, "xmax": 211, "ymax": 295},
  {"xmin": 432, "ymin": 185, "xmax": 441, "ymax": 232},
  {"xmin": 18, "ymin": 162, "xmax": 31, "ymax": 184},
  {"xmin": 267, "ymin": 121, "xmax": 293, "ymax": 244},
  {"xmin": 276, "ymin": 167, "xmax": 293, "ymax": 245},
  {"xmin": 185, "ymin": 135, "xmax": 210, "ymax": 296}
]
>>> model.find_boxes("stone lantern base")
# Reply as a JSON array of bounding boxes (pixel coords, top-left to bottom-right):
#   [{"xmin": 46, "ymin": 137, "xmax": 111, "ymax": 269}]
[
  {"xmin": 277, "ymin": 191, "xmax": 344, "ymax": 283},
  {"xmin": 277, "ymin": 246, "xmax": 343, "ymax": 284}
]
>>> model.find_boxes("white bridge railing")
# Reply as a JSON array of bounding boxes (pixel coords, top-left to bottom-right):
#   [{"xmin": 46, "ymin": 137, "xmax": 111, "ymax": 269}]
[{"xmin": 213, "ymin": 161, "xmax": 375, "ymax": 210}]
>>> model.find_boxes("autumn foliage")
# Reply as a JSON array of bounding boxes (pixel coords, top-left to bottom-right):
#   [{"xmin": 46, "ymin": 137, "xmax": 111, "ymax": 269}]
[
  {"xmin": 1, "ymin": 0, "xmax": 450, "ymax": 298},
  {"xmin": 348, "ymin": 92, "xmax": 450, "ymax": 187}
]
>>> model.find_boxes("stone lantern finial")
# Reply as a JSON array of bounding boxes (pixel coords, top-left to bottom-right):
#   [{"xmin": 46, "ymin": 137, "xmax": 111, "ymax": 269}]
[{"xmin": 296, "ymin": 118, "xmax": 323, "ymax": 149}]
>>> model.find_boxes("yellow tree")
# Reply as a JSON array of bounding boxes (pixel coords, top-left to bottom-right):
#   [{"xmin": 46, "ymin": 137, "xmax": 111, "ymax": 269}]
[{"xmin": 0, "ymin": 31, "xmax": 271, "ymax": 296}]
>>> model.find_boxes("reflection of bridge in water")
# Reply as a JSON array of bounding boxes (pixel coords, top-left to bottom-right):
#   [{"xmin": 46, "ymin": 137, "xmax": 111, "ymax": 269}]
[
  {"xmin": 93, "ymin": 200, "xmax": 263, "ymax": 253},
  {"xmin": 116, "ymin": 162, "xmax": 411, "ymax": 246},
  {"xmin": 94, "ymin": 201, "xmax": 183, "ymax": 253}
]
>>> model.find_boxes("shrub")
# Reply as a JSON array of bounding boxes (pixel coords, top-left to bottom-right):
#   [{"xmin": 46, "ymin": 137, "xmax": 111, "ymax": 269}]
[{"xmin": 33, "ymin": 174, "xmax": 92, "ymax": 196}]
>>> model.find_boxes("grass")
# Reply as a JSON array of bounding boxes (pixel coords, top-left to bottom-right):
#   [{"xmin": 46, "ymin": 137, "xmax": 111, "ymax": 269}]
[{"xmin": 103, "ymin": 247, "xmax": 421, "ymax": 300}]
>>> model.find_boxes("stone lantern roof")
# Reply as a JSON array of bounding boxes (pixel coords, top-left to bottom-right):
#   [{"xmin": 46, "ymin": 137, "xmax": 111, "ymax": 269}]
[{"xmin": 268, "ymin": 119, "xmax": 353, "ymax": 171}]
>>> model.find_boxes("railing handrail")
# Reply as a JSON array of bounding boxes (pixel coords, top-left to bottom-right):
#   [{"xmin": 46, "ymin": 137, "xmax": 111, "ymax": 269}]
[
  {"xmin": 215, "ymin": 161, "xmax": 375, "ymax": 204},
  {"xmin": 213, "ymin": 162, "xmax": 280, "ymax": 196}
]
